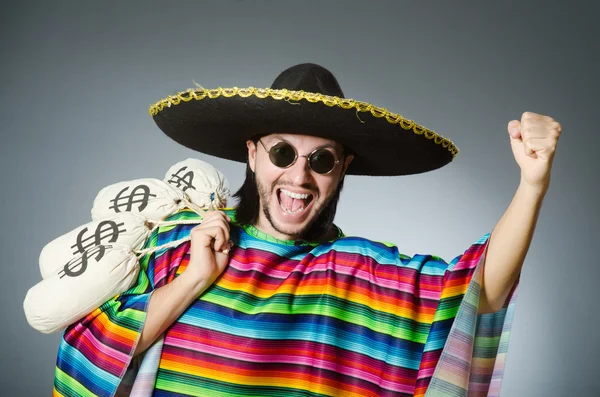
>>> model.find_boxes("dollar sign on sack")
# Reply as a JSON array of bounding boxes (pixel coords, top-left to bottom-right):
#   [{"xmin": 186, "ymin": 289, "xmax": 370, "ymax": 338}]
[
  {"xmin": 109, "ymin": 184, "xmax": 157, "ymax": 213},
  {"xmin": 71, "ymin": 220, "xmax": 126, "ymax": 257},
  {"xmin": 167, "ymin": 166, "xmax": 196, "ymax": 192},
  {"xmin": 59, "ymin": 244, "xmax": 111, "ymax": 279}
]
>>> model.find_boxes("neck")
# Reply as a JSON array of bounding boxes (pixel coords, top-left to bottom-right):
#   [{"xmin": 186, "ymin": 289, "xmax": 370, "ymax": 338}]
[{"xmin": 252, "ymin": 219, "xmax": 337, "ymax": 243}]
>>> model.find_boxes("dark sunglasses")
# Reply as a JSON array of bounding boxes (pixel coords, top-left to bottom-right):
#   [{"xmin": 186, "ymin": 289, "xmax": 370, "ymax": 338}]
[{"xmin": 258, "ymin": 139, "xmax": 342, "ymax": 175}]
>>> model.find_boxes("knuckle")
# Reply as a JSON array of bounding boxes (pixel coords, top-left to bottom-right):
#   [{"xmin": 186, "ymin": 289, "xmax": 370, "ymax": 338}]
[
  {"xmin": 220, "ymin": 219, "xmax": 231, "ymax": 230},
  {"xmin": 213, "ymin": 216, "xmax": 229, "ymax": 227},
  {"xmin": 192, "ymin": 225, "xmax": 216, "ymax": 237},
  {"xmin": 214, "ymin": 234, "xmax": 226, "ymax": 248},
  {"xmin": 212, "ymin": 213, "xmax": 225, "ymax": 221},
  {"xmin": 191, "ymin": 225, "xmax": 204, "ymax": 235},
  {"xmin": 217, "ymin": 211, "xmax": 230, "ymax": 221},
  {"xmin": 201, "ymin": 212, "xmax": 214, "ymax": 221},
  {"xmin": 553, "ymin": 122, "xmax": 562, "ymax": 132}
]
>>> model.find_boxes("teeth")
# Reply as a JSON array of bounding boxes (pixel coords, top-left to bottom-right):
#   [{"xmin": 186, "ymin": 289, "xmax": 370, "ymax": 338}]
[
  {"xmin": 278, "ymin": 188, "xmax": 312, "ymax": 214},
  {"xmin": 281, "ymin": 189, "xmax": 310, "ymax": 199},
  {"xmin": 280, "ymin": 202, "xmax": 305, "ymax": 214}
]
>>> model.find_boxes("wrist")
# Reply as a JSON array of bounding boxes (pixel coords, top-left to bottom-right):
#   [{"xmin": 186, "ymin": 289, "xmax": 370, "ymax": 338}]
[
  {"xmin": 519, "ymin": 176, "xmax": 549, "ymax": 199},
  {"xmin": 178, "ymin": 269, "xmax": 212, "ymax": 297},
  {"xmin": 517, "ymin": 180, "xmax": 547, "ymax": 208}
]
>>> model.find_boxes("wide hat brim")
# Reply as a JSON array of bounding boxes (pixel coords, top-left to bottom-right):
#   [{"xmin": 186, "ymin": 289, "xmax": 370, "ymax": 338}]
[{"xmin": 149, "ymin": 87, "xmax": 458, "ymax": 176}]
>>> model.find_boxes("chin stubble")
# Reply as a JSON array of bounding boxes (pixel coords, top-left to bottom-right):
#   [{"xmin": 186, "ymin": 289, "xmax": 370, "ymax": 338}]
[{"xmin": 256, "ymin": 178, "xmax": 326, "ymax": 240}]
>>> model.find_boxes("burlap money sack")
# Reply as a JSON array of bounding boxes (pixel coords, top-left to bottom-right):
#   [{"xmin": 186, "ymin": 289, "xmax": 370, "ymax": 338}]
[
  {"xmin": 92, "ymin": 178, "xmax": 190, "ymax": 221},
  {"xmin": 38, "ymin": 212, "xmax": 152, "ymax": 279},
  {"xmin": 24, "ymin": 159, "xmax": 230, "ymax": 334},
  {"xmin": 24, "ymin": 244, "xmax": 140, "ymax": 334},
  {"xmin": 39, "ymin": 176, "xmax": 216, "ymax": 279},
  {"xmin": 27, "ymin": 211, "xmax": 156, "ymax": 334},
  {"xmin": 164, "ymin": 158, "xmax": 230, "ymax": 209},
  {"xmin": 25, "ymin": 212, "xmax": 203, "ymax": 334}
]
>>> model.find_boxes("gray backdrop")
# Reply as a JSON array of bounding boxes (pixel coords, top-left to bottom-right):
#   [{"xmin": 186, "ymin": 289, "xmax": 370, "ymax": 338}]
[{"xmin": 2, "ymin": 1, "xmax": 598, "ymax": 395}]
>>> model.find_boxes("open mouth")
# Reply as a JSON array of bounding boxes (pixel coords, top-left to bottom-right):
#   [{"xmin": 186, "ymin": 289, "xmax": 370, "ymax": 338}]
[{"xmin": 277, "ymin": 188, "xmax": 314, "ymax": 215}]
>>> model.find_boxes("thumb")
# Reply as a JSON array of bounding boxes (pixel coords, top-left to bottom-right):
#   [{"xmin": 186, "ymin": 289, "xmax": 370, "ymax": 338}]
[{"xmin": 507, "ymin": 120, "xmax": 521, "ymax": 139}]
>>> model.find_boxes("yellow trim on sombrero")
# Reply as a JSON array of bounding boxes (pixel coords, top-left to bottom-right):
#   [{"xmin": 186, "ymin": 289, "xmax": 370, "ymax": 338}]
[{"xmin": 149, "ymin": 87, "xmax": 459, "ymax": 158}]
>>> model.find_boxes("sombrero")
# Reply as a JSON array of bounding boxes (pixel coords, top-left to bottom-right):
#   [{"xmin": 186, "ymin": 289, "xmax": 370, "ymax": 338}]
[{"xmin": 149, "ymin": 63, "xmax": 458, "ymax": 176}]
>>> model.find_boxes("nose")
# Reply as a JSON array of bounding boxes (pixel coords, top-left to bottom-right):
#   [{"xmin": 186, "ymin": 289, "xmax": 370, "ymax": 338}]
[{"xmin": 287, "ymin": 155, "xmax": 313, "ymax": 185}]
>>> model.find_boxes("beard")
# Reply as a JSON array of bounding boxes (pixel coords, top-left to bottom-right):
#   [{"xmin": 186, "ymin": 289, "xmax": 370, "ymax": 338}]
[{"xmin": 256, "ymin": 176, "xmax": 338, "ymax": 241}]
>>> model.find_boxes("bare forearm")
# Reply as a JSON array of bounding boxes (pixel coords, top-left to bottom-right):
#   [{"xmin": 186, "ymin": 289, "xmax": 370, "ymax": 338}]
[
  {"xmin": 480, "ymin": 180, "xmax": 546, "ymax": 313},
  {"xmin": 133, "ymin": 271, "xmax": 208, "ymax": 357},
  {"xmin": 131, "ymin": 210, "xmax": 232, "ymax": 356}
]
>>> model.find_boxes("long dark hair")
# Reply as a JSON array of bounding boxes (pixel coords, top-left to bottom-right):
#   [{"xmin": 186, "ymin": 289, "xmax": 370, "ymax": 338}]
[{"xmin": 233, "ymin": 144, "xmax": 347, "ymax": 241}]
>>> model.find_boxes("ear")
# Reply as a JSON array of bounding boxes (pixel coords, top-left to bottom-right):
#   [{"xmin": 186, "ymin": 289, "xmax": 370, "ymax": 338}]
[
  {"xmin": 247, "ymin": 140, "xmax": 257, "ymax": 172},
  {"xmin": 340, "ymin": 154, "xmax": 354, "ymax": 178}
]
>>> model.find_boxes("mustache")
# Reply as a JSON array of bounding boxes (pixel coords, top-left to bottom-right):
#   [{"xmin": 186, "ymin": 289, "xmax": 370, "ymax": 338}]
[{"xmin": 271, "ymin": 181, "xmax": 319, "ymax": 196}]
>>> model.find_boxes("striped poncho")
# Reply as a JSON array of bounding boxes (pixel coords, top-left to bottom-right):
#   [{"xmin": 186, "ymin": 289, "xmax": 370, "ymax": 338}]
[{"xmin": 53, "ymin": 208, "xmax": 518, "ymax": 397}]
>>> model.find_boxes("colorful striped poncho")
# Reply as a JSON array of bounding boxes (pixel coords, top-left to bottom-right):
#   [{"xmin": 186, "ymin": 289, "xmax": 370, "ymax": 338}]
[{"xmin": 53, "ymin": 208, "xmax": 518, "ymax": 397}]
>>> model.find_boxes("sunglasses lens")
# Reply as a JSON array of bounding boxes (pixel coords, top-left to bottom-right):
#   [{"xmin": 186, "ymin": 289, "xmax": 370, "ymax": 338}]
[
  {"xmin": 269, "ymin": 142, "xmax": 296, "ymax": 168},
  {"xmin": 309, "ymin": 149, "xmax": 336, "ymax": 174}
]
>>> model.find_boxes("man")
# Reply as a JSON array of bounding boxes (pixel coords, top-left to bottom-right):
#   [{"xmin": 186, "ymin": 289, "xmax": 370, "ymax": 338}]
[{"xmin": 53, "ymin": 64, "xmax": 561, "ymax": 396}]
